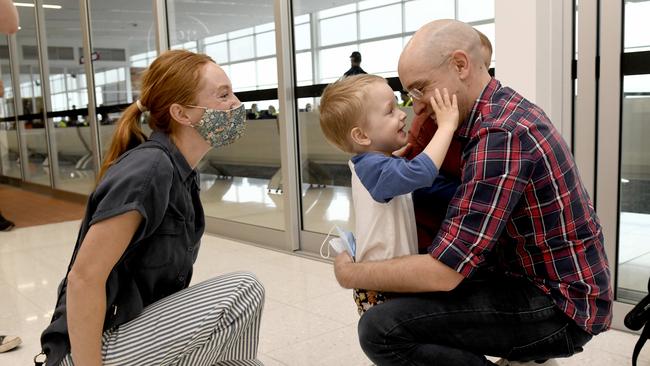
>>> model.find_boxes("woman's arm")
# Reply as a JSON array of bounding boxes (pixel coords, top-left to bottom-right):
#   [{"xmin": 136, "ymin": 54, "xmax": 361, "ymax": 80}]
[
  {"xmin": 0, "ymin": 0, "xmax": 19, "ymax": 34},
  {"xmin": 67, "ymin": 210, "xmax": 142, "ymax": 366}
]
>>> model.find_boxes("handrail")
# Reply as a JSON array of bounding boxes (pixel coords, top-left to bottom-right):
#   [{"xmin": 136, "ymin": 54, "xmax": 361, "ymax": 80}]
[{"xmin": 0, "ymin": 68, "xmax": 498, "ymax": 123}]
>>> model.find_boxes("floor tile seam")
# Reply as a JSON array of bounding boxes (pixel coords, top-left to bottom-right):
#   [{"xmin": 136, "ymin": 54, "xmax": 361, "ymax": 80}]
[
  {"xmin": 260, "ymin": 353, "xmax": 289, "ymax": 366},
  {"xmin": 266, "ymin": 294, "xmax": 356, "ymax": 327},
  {"xmin": 263, "ymin": 322, "xmax": 355, "ymax": 355}
]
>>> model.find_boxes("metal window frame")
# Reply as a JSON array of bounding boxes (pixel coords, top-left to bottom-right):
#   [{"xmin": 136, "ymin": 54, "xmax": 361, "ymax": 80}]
[
  {"xmin": 78, "ymin": 0, "xmax": 101, "ymax": 178},
  {"xmin": 7, "ymin": 34, "xmax": 27, "ymax": 181},
  {"xmin": 574, "ymin": 0, "xmax": 598, "ymax": 200},
  {"xmin": 33, "ymin": 0, "xmax": 59, "ymax": 188}
]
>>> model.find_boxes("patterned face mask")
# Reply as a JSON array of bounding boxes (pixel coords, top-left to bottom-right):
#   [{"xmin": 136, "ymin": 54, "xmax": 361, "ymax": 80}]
[{"xmin": 187, "ymin": 104, "xmax": 247, "ymax": 148}]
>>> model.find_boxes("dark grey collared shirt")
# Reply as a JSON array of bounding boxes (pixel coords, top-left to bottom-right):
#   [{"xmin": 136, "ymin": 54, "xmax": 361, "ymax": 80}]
[{"xmin": 41, "ymin": 131, "xmax": 205, "ymax": 365}]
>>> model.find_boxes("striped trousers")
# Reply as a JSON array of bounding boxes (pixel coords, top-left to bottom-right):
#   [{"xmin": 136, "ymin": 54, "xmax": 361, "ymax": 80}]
[{"xmin": 60, "ymin": 271, "xmax": 265, "ymax": 366}]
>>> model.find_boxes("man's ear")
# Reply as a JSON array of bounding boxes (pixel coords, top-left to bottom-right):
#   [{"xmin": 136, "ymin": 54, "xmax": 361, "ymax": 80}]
[
  {"xmin": 169, "ymin": 103, "xmax": 193, "ymax": 126},
  {"xmin": 450, "ymin": 50, "xmax": 471, "ymax": 80},
  {"xmin": 350, "ymin": 126, "xmax": 371, "ymax": 146}
]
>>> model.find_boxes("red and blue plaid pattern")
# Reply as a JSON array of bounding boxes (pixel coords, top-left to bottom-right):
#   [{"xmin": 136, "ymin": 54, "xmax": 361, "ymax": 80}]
[{"xmin": 429, "ymin": 78, "xmax": 613, "ymax": 335}]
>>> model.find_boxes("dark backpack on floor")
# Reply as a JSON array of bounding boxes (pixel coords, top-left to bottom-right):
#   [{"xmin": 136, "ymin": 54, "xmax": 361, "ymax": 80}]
[{"xmin": 625, "ymin": 279, "xmax": 650, "ymax": 366}]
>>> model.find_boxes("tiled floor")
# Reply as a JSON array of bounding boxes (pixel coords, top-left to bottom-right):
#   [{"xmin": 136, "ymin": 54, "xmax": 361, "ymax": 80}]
[{"xmin": 1, "ymin": 220, "xmax": 649, "ymax": 365}]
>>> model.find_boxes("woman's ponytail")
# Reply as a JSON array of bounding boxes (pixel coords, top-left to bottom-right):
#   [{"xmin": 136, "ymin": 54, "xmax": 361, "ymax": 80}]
[{"xmin": 97, "ymin": 102, "xmax": 147, "ymax": 182}]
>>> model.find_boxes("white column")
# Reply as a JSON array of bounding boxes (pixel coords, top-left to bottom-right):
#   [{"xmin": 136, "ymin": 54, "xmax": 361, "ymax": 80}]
[{"xmin": 494, "ymin": 0, "xmax": 572, "ymax": 134}]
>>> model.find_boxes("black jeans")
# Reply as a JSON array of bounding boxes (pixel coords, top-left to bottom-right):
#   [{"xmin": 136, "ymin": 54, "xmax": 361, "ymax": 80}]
[{"xmin": 358, "ymin": 274, "xmax": 593, "ymax": 365}]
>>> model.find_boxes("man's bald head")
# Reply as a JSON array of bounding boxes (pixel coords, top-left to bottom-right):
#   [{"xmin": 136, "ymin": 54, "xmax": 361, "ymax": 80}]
[
  {"xmin": 398, "ymin": 19, "xmax": 492, "ymax": 123},
  {"xmin": 400, "ymin": 19, "xmax": 484, "ymax": 79}
]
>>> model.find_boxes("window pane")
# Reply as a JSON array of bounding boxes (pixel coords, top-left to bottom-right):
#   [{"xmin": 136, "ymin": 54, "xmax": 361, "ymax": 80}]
[
  {"xmin": 405, "ymin": 0, "xmax": 455, "ymax": 32},
  {"xmin": 360, "ymin": 4, "xmax": 401, "ymax": 39},
  {"xmin": 625, "ymin": 1, "xmax": 650, "ymax": 52},
  {"xmin": 256, "ymin": 31, "xmax": 276, "ymax": 57},
  {"xmin": 229, "ymin": 36, "xmax": 255, "ymax": 61},
  {"xmin": 229, "ymin": 61, "xmax": 257, "ymax": 91},
  {"xmin": 229, "ymin": 27, "xmax": 254, "ymax": 39},
  {"xmin": 619, "ymin": 74, "xmax": 650, "ymax": 303},
  {"xmin": 296, "ymin": 52, "xmax": 313, "ymax": 85},
  {"xmin": 205, "ymin": 41, "xmax": 228, "ymax": 64},
  {"xmin": 359, "ymin": 37, "xmax": 402, "ymax": 74},
  {"xmin": 256, "ymin": 58, "xmax": 278, "ymax": 88},
  {"xmin": 319, "ymin": 45, "xmax": 358, "ymax": 81},
  {"xmin": 359, "ymin": 0, "xmax": 400, "ymax": 10},
  {"xmin": 255, "ymin": 22, "xmax": 275, "ymax": 33},
  {"xmin": 319, "ymin": 3, "xmax": 356, "ymax": 19},
  {"xmin": 295, "ymin": 23, "xmax": 311, "ymax": 51},
  {"xmin": 295, "ymin": 14, "xmax": 310, "ymax": 24},
  {"xmin": 204, "ymin": 33, "xmax": 227, "ymax": 43},
  {"xmin": 320, "ymin": 14, "xmax": 357, "ymax": 46},
  {"xmin": 458, "ymin": 0, "xmax": 495, "ymax": 22}
]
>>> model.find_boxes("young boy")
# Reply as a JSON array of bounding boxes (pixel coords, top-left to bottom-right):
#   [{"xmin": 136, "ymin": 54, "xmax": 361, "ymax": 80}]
[{"xmin": 319, "ymin": 74, "xmax": 459, "ymax": 314}]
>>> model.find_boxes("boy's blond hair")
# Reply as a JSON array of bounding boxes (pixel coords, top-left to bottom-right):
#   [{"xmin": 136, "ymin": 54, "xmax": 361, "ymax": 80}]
[{"xmin": 319, "ymin": 74, "xmax": 386, "ymax": 153}]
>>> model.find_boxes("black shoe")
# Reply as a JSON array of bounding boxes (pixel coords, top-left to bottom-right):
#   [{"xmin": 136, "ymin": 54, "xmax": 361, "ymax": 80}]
[{"xmin": 0, "ymin": 216, "xmax": 14, "ymax": 231}]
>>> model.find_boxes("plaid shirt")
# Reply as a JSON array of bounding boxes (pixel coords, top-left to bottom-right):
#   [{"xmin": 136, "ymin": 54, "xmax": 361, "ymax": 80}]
[{"xmin": 429, "ymin": 78, "xmax": 613, "ymax": 334}]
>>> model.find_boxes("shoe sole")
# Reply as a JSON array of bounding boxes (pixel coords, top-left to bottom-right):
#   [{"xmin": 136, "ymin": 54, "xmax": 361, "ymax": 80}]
[
  {"xmin": 0, "ymin": 337, "xmax": 21, "ymax": 352},
  {"xmin": 0, "ymin": 223, "xmax": 15, "ymax": 232}
]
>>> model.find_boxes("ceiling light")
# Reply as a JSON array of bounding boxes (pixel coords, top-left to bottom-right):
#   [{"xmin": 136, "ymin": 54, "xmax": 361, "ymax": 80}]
[{"xmin": 13, "ymin": 2, "xmax": 62, "ymax": 9}]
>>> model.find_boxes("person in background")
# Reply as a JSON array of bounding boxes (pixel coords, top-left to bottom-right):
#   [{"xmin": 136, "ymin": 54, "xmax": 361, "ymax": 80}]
[
  {"xmin": 246, "ymin": 103, "xmax": 260, "ymax": 119},
  {"xmin": 0, "ymin": 0, "xmax": 21, "ymax": 353},
  {"xmin": 343, "ymin": 51, "xmax": 367, "ymax": 77}
]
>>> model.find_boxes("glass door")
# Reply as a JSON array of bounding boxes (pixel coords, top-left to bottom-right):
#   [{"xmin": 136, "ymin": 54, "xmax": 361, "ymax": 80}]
[
  {"xmin": 166, "ymin": 0, "xmax": 286, "ymax": 248},
  {"xmin": 616, "ymin": 0, "xmax": 650, "ymax": 304},
  {"xmin": 595, "ymin": 0, "xmax": 650, "ymax": 328},
  {"xmin": 289, "ymin": 0, "xmax": 496, "ymax": 255}
]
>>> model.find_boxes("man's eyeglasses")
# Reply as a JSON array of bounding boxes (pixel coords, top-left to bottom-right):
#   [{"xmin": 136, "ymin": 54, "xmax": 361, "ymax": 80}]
[{"xmin": 406, "ymin": 88, "xmax": 425, "ymax": 102}]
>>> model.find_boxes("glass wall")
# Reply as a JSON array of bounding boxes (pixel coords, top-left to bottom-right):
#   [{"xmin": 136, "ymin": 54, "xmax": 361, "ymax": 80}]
[
  {"xmin": 42, "ymin": 0, "xmax": 95, "ymax": 194},
  {"xmin": 618, "ymin": 0, "xmax": 650, "ymax": 303},
  {"xmin": 14, "ymin": 1, "xmax": 50, "ymax": 186},
  {"xmin": 0, "ymin": 36, "xmax": 20, "ymax": 179},
  {"xmin": 290, "ymin": 0, "xmax": 496, "ymax": 242},
  {"xmin": 89, "ymin": 0, "xmax": 157, "ymax": 161},
  {"xmin": 167, "ymin": 0, "xmax": 285, "ymax": 231}
]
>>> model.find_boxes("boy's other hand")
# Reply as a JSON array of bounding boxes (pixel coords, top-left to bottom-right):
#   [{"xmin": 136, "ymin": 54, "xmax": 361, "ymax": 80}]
[{"xmin": 430, "ymin": 88, "xmax": 459, "ymax": 133}]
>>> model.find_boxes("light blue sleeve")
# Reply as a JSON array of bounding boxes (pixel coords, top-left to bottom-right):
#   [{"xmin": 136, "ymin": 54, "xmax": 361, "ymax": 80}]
[{"xmin": 351, "ymin": 152, "xmax": 439, "ymax": 203}]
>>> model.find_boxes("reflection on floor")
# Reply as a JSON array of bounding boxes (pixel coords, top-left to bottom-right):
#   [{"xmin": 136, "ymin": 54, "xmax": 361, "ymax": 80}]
[
  {"xmin": 0, "ymin": 160, "xmax": 95, "ymax": 195},
  {"xmin": 200, "ymin": 176, "xmax": 356, "ymax": 233},
  {"xmin": 4, "ymin": 166, "xmax": 650, "ymax": 300},
  {"xmin": 0, "ymin": 221, "xmax": 648, "ymax": 365},
  {"xmin": 619, "ymin": 212, "xmax": 650, "ymax": 300}
]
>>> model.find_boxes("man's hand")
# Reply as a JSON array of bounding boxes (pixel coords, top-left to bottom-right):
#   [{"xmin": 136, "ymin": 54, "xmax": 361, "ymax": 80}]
[{"xmin": 333, "ymin": 252, "xmax": 354, "ymax": 288}]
